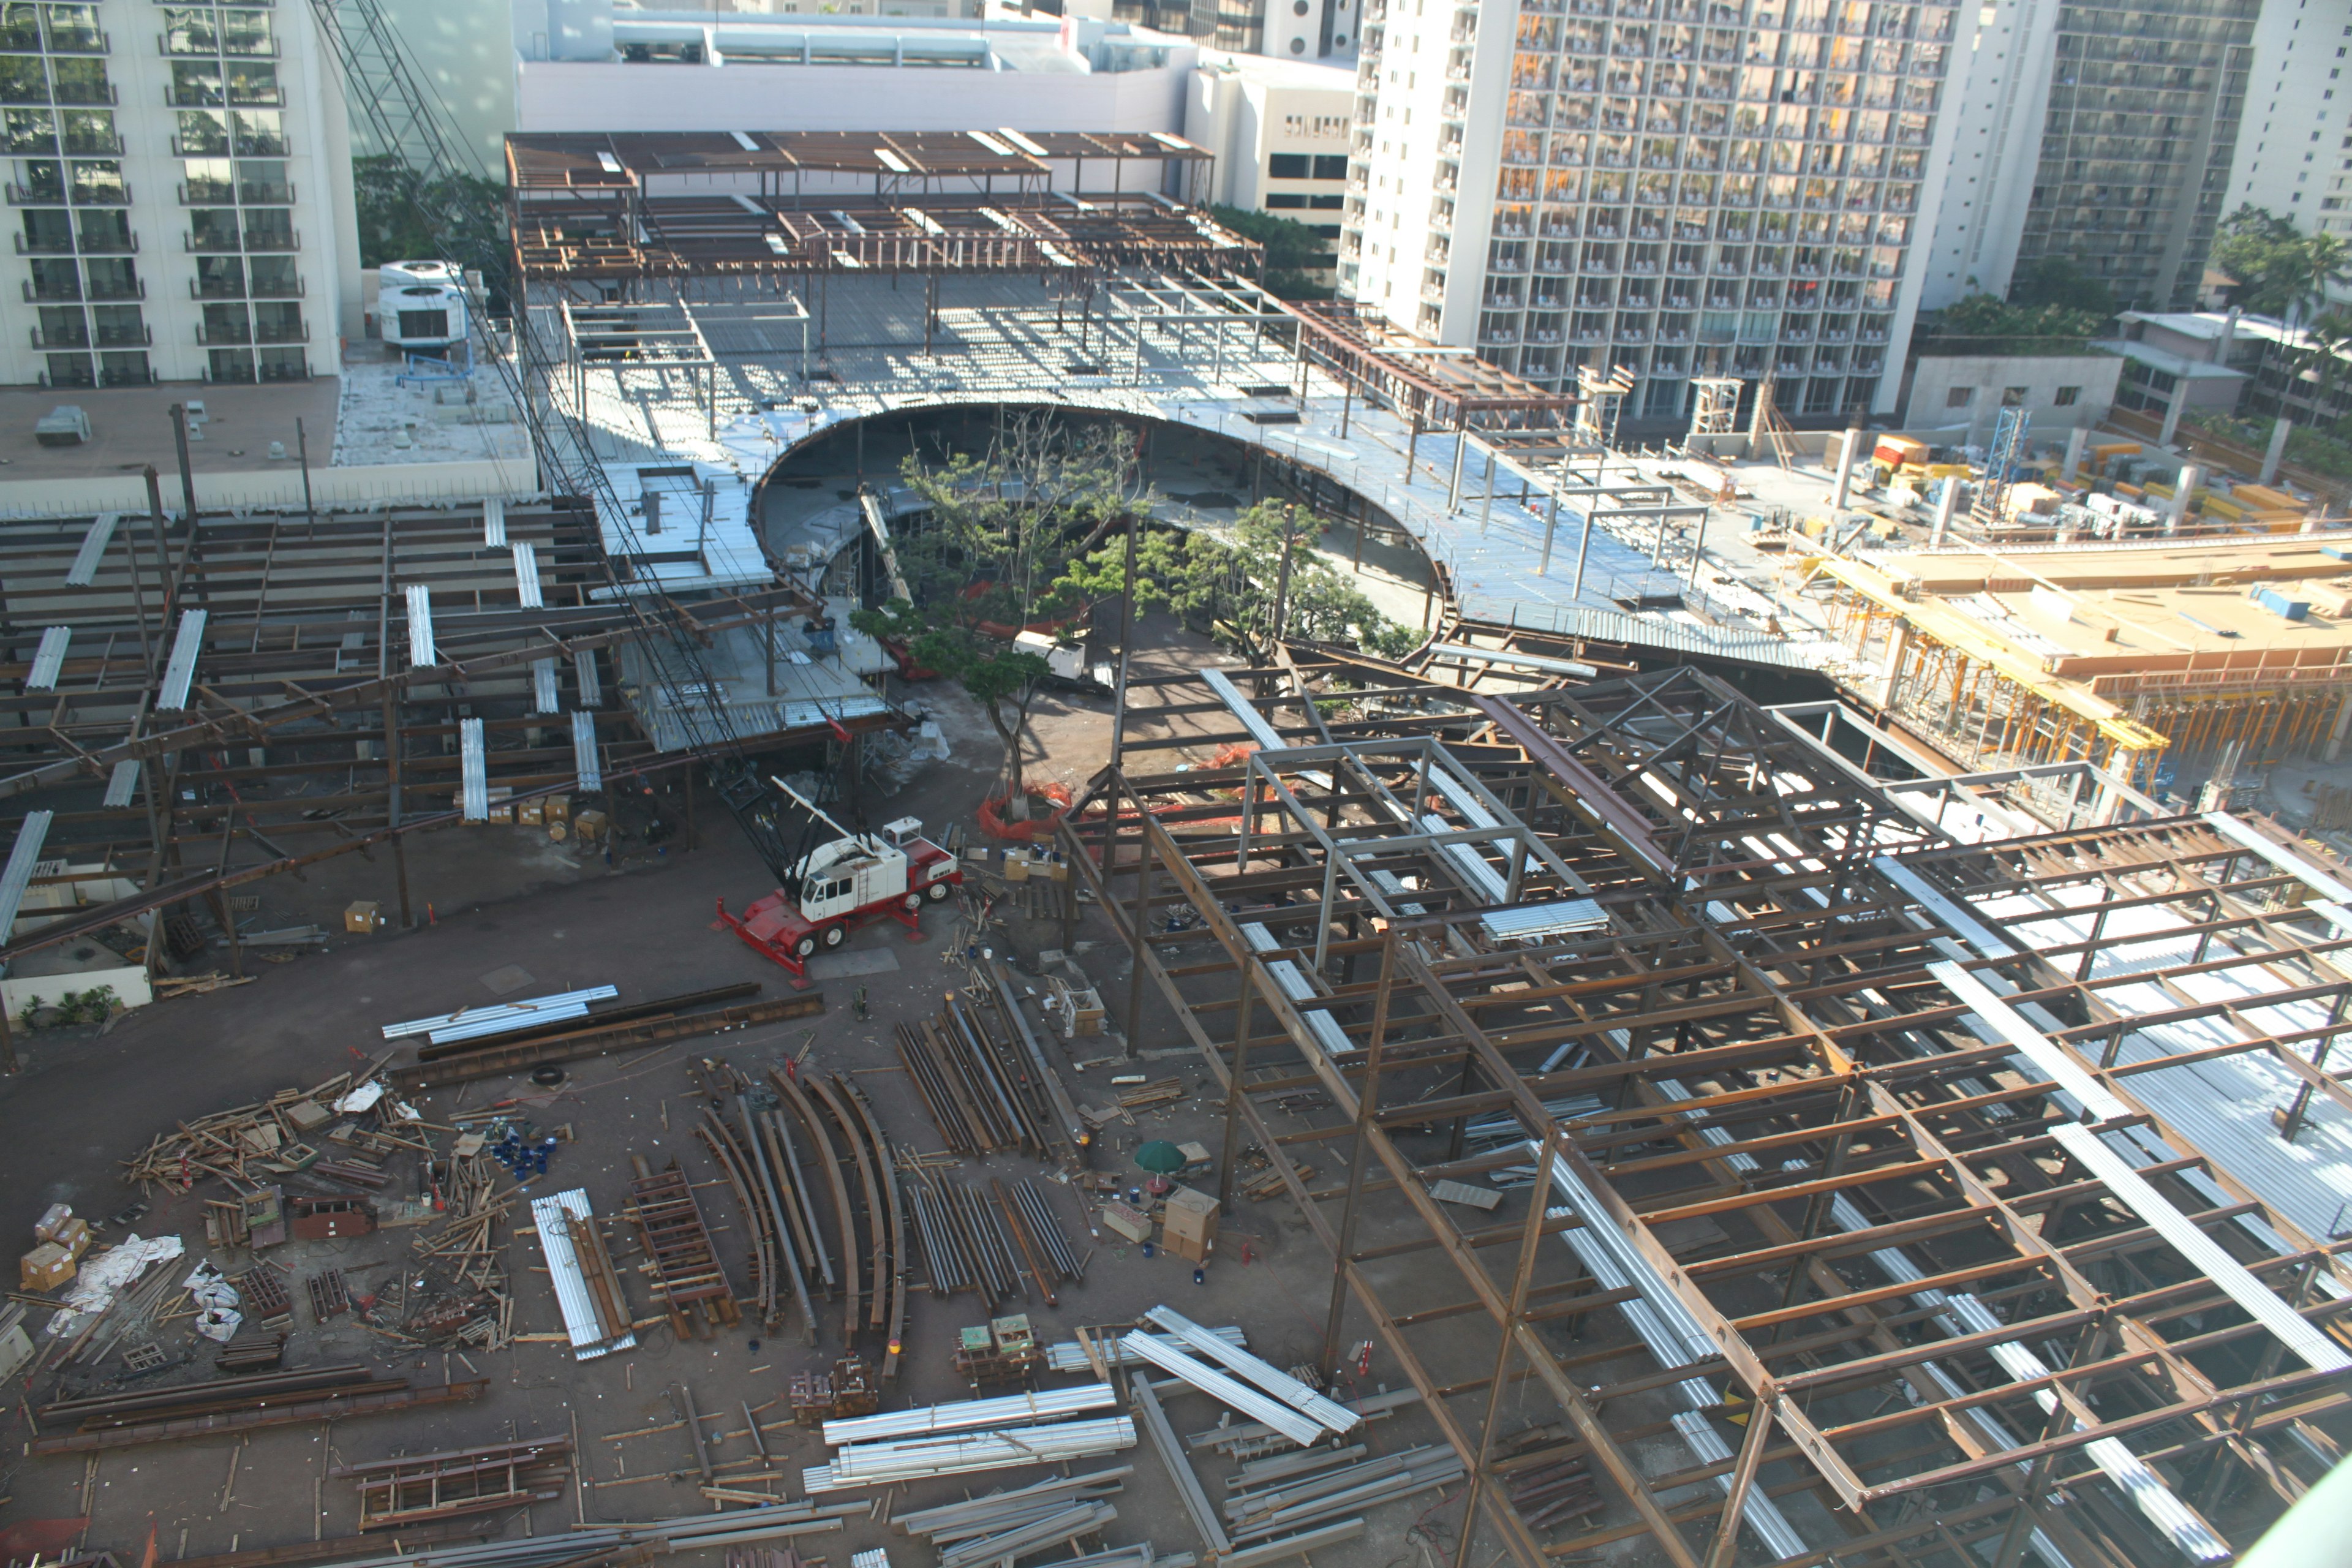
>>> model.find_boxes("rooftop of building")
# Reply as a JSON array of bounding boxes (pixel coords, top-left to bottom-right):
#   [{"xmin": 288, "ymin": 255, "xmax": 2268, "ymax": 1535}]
[{"xmin": 560, "ymin": 8, "xmax": 1194, "ymax": 73}]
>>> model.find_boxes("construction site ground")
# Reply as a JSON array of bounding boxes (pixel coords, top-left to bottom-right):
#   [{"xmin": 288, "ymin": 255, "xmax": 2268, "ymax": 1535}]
[{"xmin": 0, "ymin": 618, "xmax": 1469, "ymax": 1568}]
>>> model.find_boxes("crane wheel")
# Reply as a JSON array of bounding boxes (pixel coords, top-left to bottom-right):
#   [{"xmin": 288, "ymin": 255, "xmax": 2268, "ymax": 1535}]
[
  {"xmin": 793, "ymin": 935, "xmax": 817, "ymax": 959},
  {"xmin": 926, "ymin": 880, "xmax": 951, "ymax": 902},
  {"xmin": 821, "ymin": 924, "xmax": 847, "ymax": 949},
  {"xmin": 904, "ymin": 893, "xmax": 923, "ymax": 912}
]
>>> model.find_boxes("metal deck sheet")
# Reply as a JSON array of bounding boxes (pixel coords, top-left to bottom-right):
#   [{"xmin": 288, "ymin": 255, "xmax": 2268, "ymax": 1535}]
[{"xmin": 529, "ymin": 1188, "xmax": 636, "ymax": 1360}]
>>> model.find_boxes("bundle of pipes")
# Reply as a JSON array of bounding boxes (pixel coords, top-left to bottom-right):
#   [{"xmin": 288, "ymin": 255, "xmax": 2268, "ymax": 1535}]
[
  {"xmin": 804, "ymin": 1416, "xmax": 1140, "ymax": 1491},
  {"xmin": 906, "ymin": 1173, "xmax": 1025, "ymax": 1305},
  {"xmin": 823, "ymin": 1384, "xmax": 1118, "ymax": 1446},
  {"xmin": 1221, "ymin": 1444, "xmax": 1464, "ymax": 1545},
  {"xmin": 1501, "ymin": 1445, "xmax": 1599, "ymax": 1531},
  {"xmin": 892, "ymin": 1466, "xmax": 1133, "ymax": 1568},
  {"xmin": 692, "ymin": 1061, "xmax": 905, "ymax": 1378},
  {"xmin": 1009, "ymin": 1178, "xmax": 1087, "ymax": 1284},
  {"xmin": 894, "ymin": 980, "xmax": 1082, "ymax": 1165},
  {"xmin": 213, "ymin": 1501, "xmax": 869, "ymax": 1568},
  {"xmin": 1047, "ymin": 1325, "xmax": 1248, "ymax": 1374}
]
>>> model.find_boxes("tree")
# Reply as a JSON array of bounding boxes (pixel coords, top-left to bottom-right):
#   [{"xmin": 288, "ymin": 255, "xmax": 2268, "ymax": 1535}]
[
  {"xmin": 1918, "ymin": 294, "xmax": 2107, "ymax": 355},
  {"xmin": 1209, "ymin": 205, "xmax": 1337, "ymax": 301},
  {"xmin": 850, "ymin": 413, "xmax": 1152, "ymax": 817},
  {"xmin": 2211, "ymin": 206, "xmax": 2352, "ymax": 323},
  {"xmin": 2007, "ymin": 257, "xmax": 2116, "ymax": 317},
  {"xmin": 353, "ymin": 154, "xmax": 507, "ymax": 296}
]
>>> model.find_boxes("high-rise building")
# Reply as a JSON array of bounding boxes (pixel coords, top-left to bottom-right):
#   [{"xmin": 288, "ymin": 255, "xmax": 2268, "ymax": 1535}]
[
  {"xmin": 1340, "ymin": 0, "xmax": 1965, "ymax": 425},
  {"xmin": 0, "ymin": 1, "xmax": 360, "ymax": 390},
  {"xmin": 2226, "ymin": 0, "xmax": 2352, "ymax": 243},
  {"xmin": 1924, "ymin": 0, "xmax": 2258, "ymax": 312}
]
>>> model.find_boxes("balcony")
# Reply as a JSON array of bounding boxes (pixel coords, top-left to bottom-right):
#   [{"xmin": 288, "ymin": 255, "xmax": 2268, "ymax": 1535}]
[
  {"xmin": 165, "ymin": 85, "xmax": 283, "ymax": 109},
  {"xmin": 95, "ymin": 323, "xmax": 150, "ymax": 347},
  {"xmin": 197, "ymin": 322, "xmax": 252, "ymax": 345},
  {"xmin": 85, "ymin": 276, "xmax": 142, "ymax": 300},
  {"xmin": 13, "ymin": 232, "xmax": 75, "ymax": 254},
  {"xmin": 30, "ymin": 326, "xmax": 87, "ymax": 349},
  {"xmin": 51, "ymin": 82, "xmax": 116, "ymax": 106},
  {"xmin": 36, "ymin": 28, "xmax": 108, "ymax": 53},
  {"xmin": 255, "ymin": 321, "xmax": 306, "ymax": 344}
]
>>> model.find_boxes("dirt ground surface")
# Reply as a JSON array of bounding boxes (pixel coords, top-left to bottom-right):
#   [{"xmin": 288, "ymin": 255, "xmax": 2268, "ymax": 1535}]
[{"xmin": 0, "ymin": 618, "xmax": 1466, "ymax": 1568}]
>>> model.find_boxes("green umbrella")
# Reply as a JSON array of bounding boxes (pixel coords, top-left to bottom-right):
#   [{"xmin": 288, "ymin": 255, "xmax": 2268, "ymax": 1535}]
[{"xmin": 1135, "ymin": 1140, "xmax": 1186, "ymax": 1175}]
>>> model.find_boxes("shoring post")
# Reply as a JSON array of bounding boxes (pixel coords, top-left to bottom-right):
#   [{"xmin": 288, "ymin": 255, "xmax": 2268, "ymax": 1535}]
[
  {"xmin": 1110, "ymin": 516, "xmax": 1140, "ymax": 771},
  {"xmin": 1452, "ymin": 1120, "xmax": 1569, "ymax": 1568},
  {"xmin": 1702, "ymin": 1393, "xmax": 1778, "ymax": 1568},
  {"xmin": 170, "ymin": 404, "xmax": 198, "ymax": 528},
  {"xmin": 1446, "ymin": 417, "xmax": 1469, "ymax": 512},
  {"xmin": 1214, "ymin": 960, "xmax": 1258, "ymax": 1216},
  {"xmin": 1479, "ymin": 448, "xmax": 1496, "ymax": 534},
  {"xmin": 1321, "ymin": 929, "xmax": 1397, "ymax": 1375},
  {"xmin": 1572, "ymin": 502, "xmax": 1597, "ymax": 598},
  {"xmin": 1122, "ymin": 771, "xmax": 1147, "ymax": 1061}
]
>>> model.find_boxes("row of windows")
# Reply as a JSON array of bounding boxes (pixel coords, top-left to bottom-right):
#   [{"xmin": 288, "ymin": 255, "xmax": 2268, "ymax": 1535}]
[
  {"xmin": 17, "ymin": 199, "xmax": 290, "ymax": 248},
  {"xmin": 1942, "ymin": 383, "xmax": 2083, "ymax": 410},
  {"xmin": 1265, "ymin": 192, "xmax": 1344, "ymax": 210},
  {"xmin": 1267, "ymin": 152, "xmax": 1349, "ymax": 179}
]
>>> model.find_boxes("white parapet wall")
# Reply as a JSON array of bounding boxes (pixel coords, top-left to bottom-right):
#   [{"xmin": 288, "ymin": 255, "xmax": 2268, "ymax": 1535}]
[{"xmin": 0, "ymin": 458, "xmax": 542, "ymax": 519}]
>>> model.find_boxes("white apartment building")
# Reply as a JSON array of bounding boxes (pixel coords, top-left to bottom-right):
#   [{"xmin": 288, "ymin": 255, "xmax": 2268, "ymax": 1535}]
[
  {"xmin": 1185, "ymin": 50, "xmax": 1356, "ymax": 209},
  {"xmin": 0, "ymin": 1, "xmax": 360, "ymax": 390},
  {"xmin": 1924, "ymin": 0, "xmax": 2259, "ymax": 313},
  {"xmin": 1341, "ymin": 0, "xmax": 1964, "ymax": 425},
  {"xmin": 2227, "ymin": 0, "xmax": 2352, "ymax": 243}
]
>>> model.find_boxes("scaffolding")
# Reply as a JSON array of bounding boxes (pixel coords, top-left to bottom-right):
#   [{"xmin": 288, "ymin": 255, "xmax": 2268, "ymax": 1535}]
[
  {"xmin": 1687, "ymin": 377, "xmax": 1743, "ymax": 440},
  {"xmin": 1058, "ymin": 660, "xmax": 2352, "ymax": 1568}
]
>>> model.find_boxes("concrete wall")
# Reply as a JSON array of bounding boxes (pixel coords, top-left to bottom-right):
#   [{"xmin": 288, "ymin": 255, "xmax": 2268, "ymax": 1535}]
[
  {"xmin": 0, "ymin": 458, "xmax": 539, "ymax": 519},
  {"xmin": 1185, "ymin": 58, "xmax": 1354, "ymax": 211},
  {"xmin": 514, "ymin": 56, "xmax": 1193, "ymax": 135},
  {"xmin": 1901, "ymin": 353, "xmax": 2120, "ymax": 443}
]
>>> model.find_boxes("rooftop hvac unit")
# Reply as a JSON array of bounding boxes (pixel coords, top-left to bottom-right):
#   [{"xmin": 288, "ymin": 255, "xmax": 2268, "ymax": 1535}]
[{"xmin": 379, "ymin": 259, "xmax": 467, "ymax": 358}]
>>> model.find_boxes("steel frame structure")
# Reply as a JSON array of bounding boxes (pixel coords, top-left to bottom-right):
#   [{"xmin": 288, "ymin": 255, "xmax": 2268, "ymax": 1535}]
[
  {"xmin": 505, "ymin": 131, "xmax": 1251, "ymax": 284},
  {"xmin": 1058, "ymin": 662, "xmax": 2352, "ymax": 1568},
  {"xmin": 0, "ymin": 496, "xmax": 882, "ymax": 980}
]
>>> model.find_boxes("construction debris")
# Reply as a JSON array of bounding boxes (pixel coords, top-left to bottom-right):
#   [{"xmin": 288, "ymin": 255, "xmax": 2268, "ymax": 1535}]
[{"xmin": 337, "ymin": 1436, "xmax": 575, "ymax": 1529}]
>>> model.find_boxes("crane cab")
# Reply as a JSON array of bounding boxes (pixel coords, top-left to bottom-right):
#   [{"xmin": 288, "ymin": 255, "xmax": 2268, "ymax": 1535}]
[{"xmin": 716, "ymin": 808, "xmax": 962, "ymax": 986}]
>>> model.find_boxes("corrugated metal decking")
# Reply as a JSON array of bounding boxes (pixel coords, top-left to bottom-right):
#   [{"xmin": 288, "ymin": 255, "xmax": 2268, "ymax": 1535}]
[
  {"xmin": 0, "ymin": 810, "xmax": 55, "ymax": 941},
  {"xmin": 406, "ymin": 584, "xmax": 436, "ymax": 668},
  {"xmin": 529, "ymin": 1189, "xmax": 636, "ymax": 1360},
  {"xmin": 459, "ymin": 718, "xmax": 488, "ymax": 821},
  {"xmin": 159, "ymin": 609, "xmax": 206, "ymax": 710},
  {"xmin": 821, "ymin": 1384, "xmax": 1116, "ymax": 1446},
  {"xmin": 26, "ymin": 626, "xmax": 70, "ymax": 692}
]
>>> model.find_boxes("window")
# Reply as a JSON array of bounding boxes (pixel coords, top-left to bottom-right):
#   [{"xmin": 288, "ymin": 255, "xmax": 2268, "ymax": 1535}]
[
  {"xmin": 1268, "ymin": 152, "xmax": 1310, "ymax": 178},
  {"xmin": 1312, "ymin": 154, "xmax": 1349, "ymax": 179},
  {"xmin": 1265, "ymin": 192, "xmax": 1306, "ymax": 208},
  {"xmin": 1945, "ymin": 385, "xmax": 1973, "ymax": 408},
  {"xmin": 2054, "ymin": 385, "xmax": 2081, "ymax": 406},
  {"xmin": 2001, "ymin": 385, "xmax": 2027, "ymax": 407},
  {"xmin": 1310, "ymin": 193, "xmax": 1344, "ymax": 209}
]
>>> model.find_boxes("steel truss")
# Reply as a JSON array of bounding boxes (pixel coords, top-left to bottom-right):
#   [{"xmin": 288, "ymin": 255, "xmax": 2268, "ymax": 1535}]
[
  {"xmin": 1058, "ymin": 662, "xmax": 2352, "ymax": 1568},
  {"xmin": 0, "ymin": 496, "xmax": 870, "ymax": 971}
]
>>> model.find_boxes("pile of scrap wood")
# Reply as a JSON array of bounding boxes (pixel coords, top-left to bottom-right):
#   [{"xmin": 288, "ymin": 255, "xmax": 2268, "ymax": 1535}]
[
  {"xmin": 690, "ymin": 1057, "xmax": 907, "ymax": 1379},
  {"xmin": 30, "ymin": 1364, "xmax": 487, "ymax": 1453},
  {"xmin": 382, "ymin": 1150, "xmax": 513, "ymax": 1350},
  {"xmin": 121, "ymin": 1068, "xmax": 398, "ymax": 1194}
]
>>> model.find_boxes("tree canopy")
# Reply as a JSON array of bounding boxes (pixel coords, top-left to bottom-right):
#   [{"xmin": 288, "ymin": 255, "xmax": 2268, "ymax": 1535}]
[
  {"xmin": 2006, "ymin": 257, "xmax": 2116, "ymax": 317},
  {"xmin": 1917, "ymin": 293, "xmax": 2108, "ymax": 356},
  {"xmin": 2212, "ymin": 206, "xmax": 2352, "ymax": 322},
  {"xmin": 1210, "ymin": 205, "xmax": 1338, "ymax": 301}
]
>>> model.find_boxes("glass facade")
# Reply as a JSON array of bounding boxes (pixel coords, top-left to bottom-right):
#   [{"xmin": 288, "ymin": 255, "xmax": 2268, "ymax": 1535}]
[
  {"xmin": 1343, "ymin": 0, "xmax": 1953, "ymax": 416},
  {"xmin": 2018, "ymin": 0, "xmax": 2255, "ymax": 311}
]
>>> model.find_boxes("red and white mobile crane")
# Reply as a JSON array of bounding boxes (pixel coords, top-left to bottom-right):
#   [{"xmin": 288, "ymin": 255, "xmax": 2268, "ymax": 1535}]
[{"xmin": 717, "ymin": 777, "xmax": 963, "ymax": 985}]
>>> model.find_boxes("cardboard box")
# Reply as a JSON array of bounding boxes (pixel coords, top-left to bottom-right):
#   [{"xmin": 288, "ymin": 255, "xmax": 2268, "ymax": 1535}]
[
  {"xmin": 20, "ymin": 1242, "xmax": 75, "ymax": 1291},
  {"xmin": 572, "ymin": 809, "xmax": 607, "ymax": 843},
  {"xmin": 545, "ymin": 793, "xmax": 571, "ymax": 823},
  {"xmin": 1100, "ymin": 1200, "xmax": 1152, "ymax": 1244},
  {"xmin": 1164, "ymin": 1231, "xmax": 1212, "ymax": 1264},
  {"xmin": 518, "ymin": 799, "xmax": 545, "ymax": 826},
  {"xmin": 50, "ymin": 1216, "xmax": 89, "ymax": 1259},
  {"xmin": 34, "ymin": 1202, "xmax": 72, "ymax": 1242},
  {"xmin": 344, "ymin": 900, "xmax": 383, "ymax": 934},
  {"xmin": 1162, "ymin": 1185, "xmax": 1219, "ymax": 1247}
]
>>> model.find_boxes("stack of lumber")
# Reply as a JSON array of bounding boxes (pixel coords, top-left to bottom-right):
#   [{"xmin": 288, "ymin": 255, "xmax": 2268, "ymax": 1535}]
[{"xmin": 121, "ymin": 1069, "xmax": 383, "ymax": 1193}]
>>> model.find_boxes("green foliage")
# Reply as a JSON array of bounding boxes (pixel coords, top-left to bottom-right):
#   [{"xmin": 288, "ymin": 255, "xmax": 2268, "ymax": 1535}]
[
  {"xmin": 27, "ymin": 984, "xmax": 119, "ymax": 1028},
  {"xmin": 1209, "ymin": 204, "xmax": 1337, "ymax": 301},
  {"xmin": 1042, "ymin": 501, "xmax": 1420, "ymax": 660},
  {"xmin": 2006, "ymin": 257, "xmax": 2116, "ymax": 316},
  {"xmin": 854, "ymin": 415, "xmax": 1150, "ymax": 812},
  {"xmin": 2212, "ymin": 206, "xmax": 2352, "ymax": 322},
  {"xmin": 1919, "ymin": 294, "xmax": 2108, "ymax": 355},
  {"xmin": 353, "ymin": 154, "xmax": 505, "ymax": 281}
]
